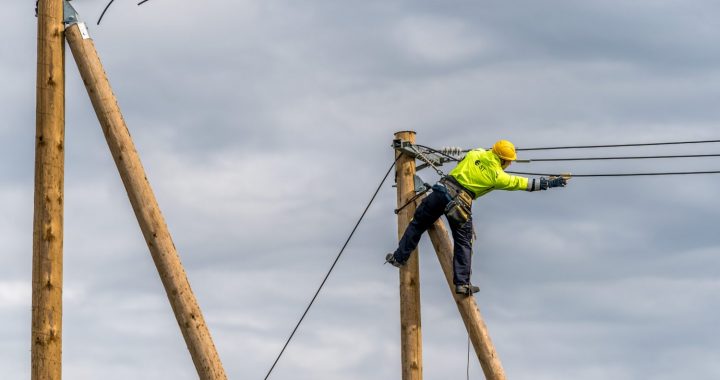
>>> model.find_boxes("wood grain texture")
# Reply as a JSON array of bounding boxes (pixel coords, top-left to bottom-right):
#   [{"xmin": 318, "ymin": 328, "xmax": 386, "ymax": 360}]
[
  {"xmin": 32, "ymin": 1, "xmax": 65, "ymax": 378},
  {"xmin": 66, "ymin": 24, "xmax": 227, "ymax": 380},
  {"xmin": 427, "ymin": 221, "xmax": 506, "ymax": 380},
  {"xmin": 394, "ymin": 131, "xmax": 423, "ymax": 380}
]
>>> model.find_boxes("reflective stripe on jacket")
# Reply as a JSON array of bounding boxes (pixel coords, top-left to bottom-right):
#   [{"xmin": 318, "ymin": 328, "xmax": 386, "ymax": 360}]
[{"xmin": 448, "ymin": 149, "xmax": 528, "ymax": 199}]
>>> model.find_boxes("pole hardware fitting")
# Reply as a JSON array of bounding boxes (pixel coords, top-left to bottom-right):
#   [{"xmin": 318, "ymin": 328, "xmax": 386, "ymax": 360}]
[
  {"xmin": 393, "ymin": 175, "xmax": 432, "ymax": 215},
  {"xmin": 63, "ymin": 0, "xmax": 90, "ymax": 39},
  {"xmin": 414, "ymin": 175, "xmax": 430, "ymax": 193},
  {"xmin": 63, "ymin": 0, "xmax": 79, "ymax": 25},
  {"xmin": 394, "ymin": 184, "xmax": 431, "ymax": 215},
  {"xmin": 392, "ymin": 139, "xmax": 454, "ymax": 174}
]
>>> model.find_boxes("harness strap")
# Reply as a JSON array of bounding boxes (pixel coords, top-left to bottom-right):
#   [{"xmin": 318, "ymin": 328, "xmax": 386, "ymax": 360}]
[{"xmin": 440, "ymin": 176, "xmax": 476, "ymax": 199}]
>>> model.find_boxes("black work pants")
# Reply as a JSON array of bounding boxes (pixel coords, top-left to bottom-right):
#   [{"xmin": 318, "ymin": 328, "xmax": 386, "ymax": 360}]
[{"xmin": 393, "ymin": 185, "xmax": 474, "ymax": 285}]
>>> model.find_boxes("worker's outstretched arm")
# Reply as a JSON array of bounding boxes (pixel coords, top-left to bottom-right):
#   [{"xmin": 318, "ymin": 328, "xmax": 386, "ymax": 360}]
[{"xmin": 527, "ymin": 176, "xmax": 567, "ymax": 192}]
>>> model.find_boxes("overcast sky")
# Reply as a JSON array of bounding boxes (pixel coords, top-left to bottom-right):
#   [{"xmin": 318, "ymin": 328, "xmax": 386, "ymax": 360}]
[{"xmin": 2, "ymin": 0, "xmax": 720, "ymax": 379}]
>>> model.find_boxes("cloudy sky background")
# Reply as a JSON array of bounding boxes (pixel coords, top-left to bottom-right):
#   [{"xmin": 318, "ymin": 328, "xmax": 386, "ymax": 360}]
[{"xmin": 2, "ymin": 0, "xmax": 720, "ymax": 379}]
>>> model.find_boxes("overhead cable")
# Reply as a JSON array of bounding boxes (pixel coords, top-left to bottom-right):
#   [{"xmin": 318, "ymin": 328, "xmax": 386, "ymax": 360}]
[
  {"xmin": 524, "ymin": 153, "xmax": 720, "ymax": 162},
  {"xmin": 97, "ymin": 0, "xmax": 115, "ymax": 25},
  {"xmin": 508, "ymin": 170, "xmax": 720, "ymax": 177},
  {"xmin": 508, "ymin": 139, "xmax": 720, "ymax": 152},
  {"xmin": 98, "ymin": 0, "xmax": 153, "ymax": 25},
  {"xmin": 454, "ymin": 139, "xmax": 720, "ymax": 153},
  {"xmin": 418, "ymin": 143, "xmax": 720, "ymax": 166},
  {"xmin": 416, "ymin": 144, "xmax": 461, "ymax": 162},
  {"xmin": 263, "ymin": 157, "xmax": 398, "ymax": 380}
]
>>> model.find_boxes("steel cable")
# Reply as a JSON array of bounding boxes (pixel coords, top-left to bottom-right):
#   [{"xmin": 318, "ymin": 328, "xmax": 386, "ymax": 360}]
[
  {"xmin": 508, "ymin": 170, "xmax": 720, "ymax": 177},
  {"xmin": 98, "ymin": 0, "xmax": 153, "ymax": 25},
  {"xmin": 514, "ymin": 139, "xmax": 720, "ymax": 151},
  {"xmin": 97, "ymin": 0, "xmax": 115, "ymax": 25},
  {"xmin": 524, "ymin": 153, "xmax": 720, "ymax": 162},
  {"xmin": 263, "ymin": 157, "xmax": 398, "ymax": 380},
  {"xmin": 417, "ymin": 143, "xmax": 720, "ymax": 177}
]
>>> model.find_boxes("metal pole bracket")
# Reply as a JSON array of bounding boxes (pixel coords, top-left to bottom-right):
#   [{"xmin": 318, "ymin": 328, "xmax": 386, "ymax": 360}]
[
  {"xmin": 392, "ymin": 139, "xmax": 455, "ymax": 172},
  {"xmin": 63, "ymin": 0, "xmax": 90, "ymax": 39},
  {"xmin": 63, "ymin": 0, "xmax": 79, "ymax": 24}
]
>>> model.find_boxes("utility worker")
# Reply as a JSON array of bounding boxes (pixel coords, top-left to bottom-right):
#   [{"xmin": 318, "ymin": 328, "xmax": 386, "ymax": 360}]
[{"xmin": 385, "ymin": 140, "xmax": 568, "ymax": 295}]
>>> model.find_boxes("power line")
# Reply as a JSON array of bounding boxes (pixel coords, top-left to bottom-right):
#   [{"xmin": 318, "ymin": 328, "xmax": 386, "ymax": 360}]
[
  {"xmin": 455, "ymin": 139, "xmax": 720, "ymax": 153},
  {"xmin": 97, "ymin": 0, "xmax": 115, "ymax": 25},
  {"xmin": 98, "ymin": 0, "xmax": 153, "ymax": 25},
  {"xmin": 524, "ymin": 153, "xmax": 720, "ymax": 162},
  {"xmin": 416, "ymin": 144, "xmax": 461, "ymax": 162},
  {"xmin": 508, "ymin": 170, "xmax": 720, "ymax": 177},
  {"xmin": 263, "ymin": 157, "xmax": 398, "ymax": 380},
  {"xmin": 513, "ymin": 139, "xmax": 720, "ymax": 151},
  {"xmin": 418, "ymin": 145, "xmax": 720, "ymax": 162}
]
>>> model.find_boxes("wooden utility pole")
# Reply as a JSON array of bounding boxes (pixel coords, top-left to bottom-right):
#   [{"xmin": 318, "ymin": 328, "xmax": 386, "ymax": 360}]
[
  {"xmin": 394, "ymin": 131, "xmax": 423, "ymax": 380},
  {"xmin": 32, "ymin": 0, "xmax": 65, "ymax": 378},
  {"xmin": 65, "ymin": 22, "xmax": 227, "ymax": 380},
  {"xmin": 427, "ymin": 221, "xmax": 506, "ymax": 380}
]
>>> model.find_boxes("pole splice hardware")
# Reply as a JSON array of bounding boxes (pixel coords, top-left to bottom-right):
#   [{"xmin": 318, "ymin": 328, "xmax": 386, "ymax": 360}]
[
  {"xmin": 63, "ymin": 0, "xmax": 90, "ymax": 39},
  {"xmin": 63, "ymin": 0, "xmax": 78, "ymax": 24}
]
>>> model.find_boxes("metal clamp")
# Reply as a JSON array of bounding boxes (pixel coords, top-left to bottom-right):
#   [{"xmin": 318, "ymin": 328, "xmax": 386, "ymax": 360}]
[
  {"xmin": 63, "ymin": 0, "xmax": 79, "ymax": 24},
  {"xmin": 63, "ymin": 0, "xmax": 90, "ymax": 39},
  {"xmin": 392, "ymin": 139, "xmax": 456, "ymax": 173}
]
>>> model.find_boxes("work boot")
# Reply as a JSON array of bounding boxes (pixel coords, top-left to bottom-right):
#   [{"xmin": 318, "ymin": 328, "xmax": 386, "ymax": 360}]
[
  {"xmin": 385, "ymin": 253, "xmax": 404, "ymax": 268},
  {"xmin": 455, "ymin": 284, "xmax": 480, "ymax": 295}
]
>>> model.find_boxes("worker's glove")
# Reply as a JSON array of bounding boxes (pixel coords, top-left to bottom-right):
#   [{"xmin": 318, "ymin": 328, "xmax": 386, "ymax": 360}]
[
  {"xmin": 528, "ymin": 176, "xmax": 568, "ymax": 191},
  {"xmin": 541, "ymin": 176, "xmax": 567, "ymax": 189}
]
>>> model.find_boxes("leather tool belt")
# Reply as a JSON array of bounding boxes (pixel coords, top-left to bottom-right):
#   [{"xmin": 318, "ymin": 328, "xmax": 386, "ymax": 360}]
[{"xmin": 439, "ymin": 176, "xmax": 474, "ymax": 225}]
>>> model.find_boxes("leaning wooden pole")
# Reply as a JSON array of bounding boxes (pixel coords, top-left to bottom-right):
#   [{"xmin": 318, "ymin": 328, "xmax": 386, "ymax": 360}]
[
  {"xmin": 65, "ymin": 22, "xmax": 227, "ymax": 380},
  {"xmin": 426, "ymin": 221, "xmax": 506, "ymax": 380},
  {"xmin": 394, "ymin": 131, "xmax": 423, "ymax": 380},
  {"xmin": 32, "ymin": 0, "xmax": 65, "ymax": 378}
]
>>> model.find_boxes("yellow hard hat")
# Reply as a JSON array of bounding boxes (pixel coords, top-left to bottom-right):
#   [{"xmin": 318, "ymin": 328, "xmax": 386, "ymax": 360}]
[{"xmin": 492, "ymin": 140, "xmax": 517, "ymax": 161}]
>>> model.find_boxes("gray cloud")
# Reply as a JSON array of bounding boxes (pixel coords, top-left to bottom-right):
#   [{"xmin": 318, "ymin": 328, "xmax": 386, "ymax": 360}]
[{"xmin": 2, "ymin": 0, "xmax": 720, "ymax": 379}]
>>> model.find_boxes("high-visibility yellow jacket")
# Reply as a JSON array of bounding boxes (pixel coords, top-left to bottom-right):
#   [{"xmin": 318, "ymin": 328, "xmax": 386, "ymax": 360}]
[{"xmin": 448, "ymin": 149, "xmax": 528, "ymax": 199}]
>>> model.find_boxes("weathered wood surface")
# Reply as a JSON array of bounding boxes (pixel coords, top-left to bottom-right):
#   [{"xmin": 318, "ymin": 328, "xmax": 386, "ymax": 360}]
[
  {"xmin": 427, "ymin": 220, "xmax": 506, "ymax": 380},
  {"xmin": 394, "ymin": 131, "xmax": 423, "ymax": 380},
  {"xmin": 32, "ymin": 1, "xmax": 66, "ymax": 378},
  {"xmin": 66, "ymin": 23, "xmax": 227, "ymax": 380}
]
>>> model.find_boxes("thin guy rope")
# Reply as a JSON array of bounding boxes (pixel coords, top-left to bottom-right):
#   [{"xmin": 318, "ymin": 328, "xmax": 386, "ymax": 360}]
[{"xmin": 263, "ymin": 157, "xmax": 398, "ymax": 380}]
